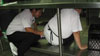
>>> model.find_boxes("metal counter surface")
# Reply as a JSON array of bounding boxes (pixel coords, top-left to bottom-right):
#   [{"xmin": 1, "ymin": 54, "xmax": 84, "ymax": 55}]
[{"xmin": 1, "ymin": 0, "xmax": 100, "ymax": 9}]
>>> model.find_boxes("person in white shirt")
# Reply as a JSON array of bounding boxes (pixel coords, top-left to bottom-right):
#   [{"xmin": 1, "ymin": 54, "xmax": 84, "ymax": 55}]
[
  {"xmin": 6, "ymin": 9, "xmax": 43, "ymax": 56},
  {"xmin": 44, "ymin": 9, "xmax": 87, "ymax": 50}
]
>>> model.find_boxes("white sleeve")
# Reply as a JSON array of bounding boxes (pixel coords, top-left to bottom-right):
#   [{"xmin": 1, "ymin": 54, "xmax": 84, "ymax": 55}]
[
  {"xmin": 71, "ymin": 11, "xmax": 82, "ymax": 32},
  {"xmin": 21, "ymin": 16, "xmax": 31, "ymax": 28}
]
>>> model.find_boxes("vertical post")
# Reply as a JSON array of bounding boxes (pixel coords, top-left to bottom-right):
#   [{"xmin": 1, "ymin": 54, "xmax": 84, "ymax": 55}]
[{"xmin": 57, "ymin": 8, "xmax": 63, "ymax": 56}]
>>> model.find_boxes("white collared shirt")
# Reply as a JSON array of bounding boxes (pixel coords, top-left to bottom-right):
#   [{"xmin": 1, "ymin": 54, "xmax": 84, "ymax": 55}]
[
  {"xmin": 6, "ymin": 9, "xmax": 35, "ymax": 35},
  {"xmin": 44, "ymin": 9, "xmax": 82, "ymax": 39}
]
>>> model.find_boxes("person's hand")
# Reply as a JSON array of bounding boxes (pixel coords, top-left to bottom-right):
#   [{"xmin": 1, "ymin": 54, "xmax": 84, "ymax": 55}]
[
  {"xmin": 80, "ymin": 45, "xmax": 88, "ymax": 50},
  {"xmin": 39, "ymin": 31, "xmax": 44, "ymax": 36}
]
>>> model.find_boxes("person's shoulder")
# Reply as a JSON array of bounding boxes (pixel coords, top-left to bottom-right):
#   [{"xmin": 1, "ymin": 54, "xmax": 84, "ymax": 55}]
[
  {"xmin": 61, "ymin": 8, "xmax": 76, "ymax": 12},
  {"xmin": 69, "ymin": 9, "xmax": 79, "ymax": 16},
  {"xmin": 61, "ymin": 9, "xmax": 76, "ymax": 14},
  {"xmin": 61, "ymin": 8, "xmax": 74, "ymax": 11},
  {"xmin": 23, "ymin": 9, "xmax": 30, "ymax": 12},
  {"xmin": 18, "ymin": 9, "xmax": 31, "ymax": 18},
  {"xmin": 21, "ymin": 9, "xmax": 30, "ymax": 14},
  {"xmin": 62, "ymin": 9, "xmax": 79, "ymax": 18}
]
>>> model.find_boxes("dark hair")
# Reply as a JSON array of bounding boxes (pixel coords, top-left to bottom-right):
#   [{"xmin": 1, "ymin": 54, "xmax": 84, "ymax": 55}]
[{"xmin": 30, "ymin": 8, "xmax": 43, "ymax": 11}]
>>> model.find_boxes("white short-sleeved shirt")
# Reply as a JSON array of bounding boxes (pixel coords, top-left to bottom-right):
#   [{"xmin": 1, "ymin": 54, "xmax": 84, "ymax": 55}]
[
  {"xmin": 44, "ymin": 9, "xmax": 82, "ymax": 45},
  {"xmin": 6, "ymin": 9, "xmax": 35, "ymax": 35}
]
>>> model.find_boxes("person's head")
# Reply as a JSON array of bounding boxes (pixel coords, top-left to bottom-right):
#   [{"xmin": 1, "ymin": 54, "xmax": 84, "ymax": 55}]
[
  {"xmin": 30, "ymin": 8, "xmax": 43, "ymax": 18},
  {"xmin": 75, "ymin": 9, "xmax": 82, "ymax": 14}
]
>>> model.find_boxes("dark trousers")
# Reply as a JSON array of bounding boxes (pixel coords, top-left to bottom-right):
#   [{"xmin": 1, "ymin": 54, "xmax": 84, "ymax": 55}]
[
  {"xmin": 7, "ymin": 31, "xmax": 41, "ymax": 56},
  {"xmin": 48, "ymin": 34, "xmax": 74, "ymax": 47},
  {"xmin": 63, "ymin": 34, "xmax": 74, "ymax": 47}
]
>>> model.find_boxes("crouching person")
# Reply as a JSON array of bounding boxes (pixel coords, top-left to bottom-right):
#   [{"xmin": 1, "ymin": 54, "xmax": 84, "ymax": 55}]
[{"xmin": 6, "ymin": 8, "xmax": 44, "ymax": 56}]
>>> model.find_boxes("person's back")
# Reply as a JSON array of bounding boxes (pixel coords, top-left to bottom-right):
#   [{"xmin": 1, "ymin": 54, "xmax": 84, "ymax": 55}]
[
  {"xmin": 6, "ymin": 9, "xmax": 34, "ymax": 35},
  {"xmin": 44, "ymin": 8, "xmax": 82, "ymax": 45}
]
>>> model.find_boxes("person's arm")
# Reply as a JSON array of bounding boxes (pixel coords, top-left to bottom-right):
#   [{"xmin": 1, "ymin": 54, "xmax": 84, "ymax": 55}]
[
  {"xmin": 33, "ymin": 22, "xmax": 38, "ymax": 30},
  {"xmin": 73, "ymin": 31, "xmax": 87, "ymax": 50},
  {"xmin": 25, "ymin": 27, "xmax": 43, "ymax": 36}
]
